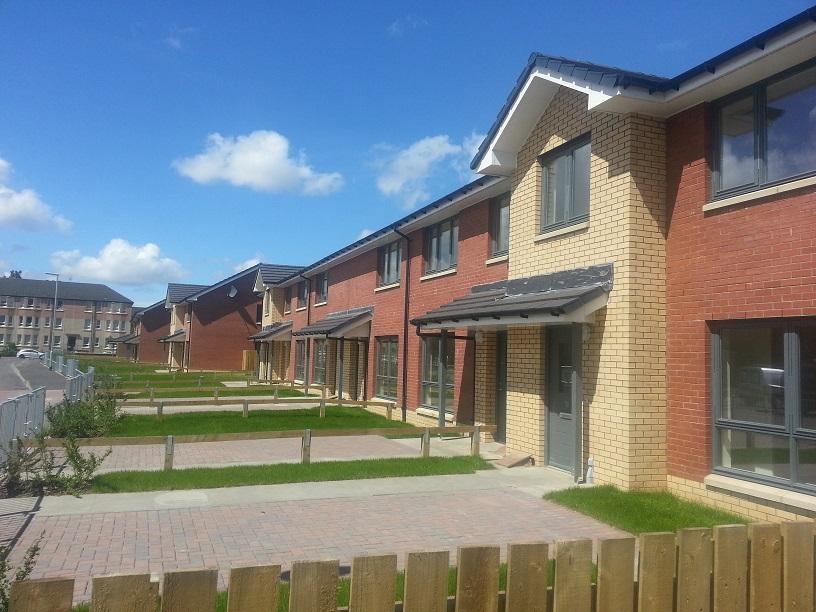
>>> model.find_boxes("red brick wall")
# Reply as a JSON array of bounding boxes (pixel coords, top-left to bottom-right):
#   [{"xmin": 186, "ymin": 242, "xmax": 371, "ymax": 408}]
[
  {"xmin": 136, "ymin": 305, "xmax": 171, "ymax": 364},
  {"xmin": 288, "ymin": 196, "xmax": 509, "ymax": 419},
  {"xmin": 666, "ymin": 103, "xmax": 816, "ymax": 482},
  {"xmin": 188, "ymin": 272, "xmax": 262, "ymax": 371}
]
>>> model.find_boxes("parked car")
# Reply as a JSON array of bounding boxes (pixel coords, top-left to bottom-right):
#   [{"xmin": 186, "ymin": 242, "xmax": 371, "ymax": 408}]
[{"xmin": 16, "ymin": 348, "xmax": 44, "ymax": 359}]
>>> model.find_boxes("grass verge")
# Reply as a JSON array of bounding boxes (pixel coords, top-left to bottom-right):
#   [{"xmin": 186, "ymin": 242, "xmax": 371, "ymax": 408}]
[
  {"xmin": 544, "ymin": 485, "xmax": 746, "ymax": 534},
  {"xmin": 91, "ymin": 456, "xmax": 492, "ymax": 493},
  {"xmin": 109, "ymin": 406, "xmax": 415, "ymax": 437},
  {"xmin": 125, "ymin": 387, "xmax": 307, "ymax": 399}
]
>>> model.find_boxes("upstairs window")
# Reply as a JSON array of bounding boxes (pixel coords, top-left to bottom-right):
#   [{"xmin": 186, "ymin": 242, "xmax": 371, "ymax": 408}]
[
  {"xmin": 714, "ymin": 61, "xmax": 816, "ymax": 197},
  {"xmin": 490, "ymin": 193, "xmax": 510, "ymax": 257},
  {"xmin": 540, "ymin": 134, "xmax": 590, "ymax": 232},
  {"xmin": 378, "ymin": 241, "xmax": 401, "ymax": 287},
  {"xmin": 255, "ymin": 304, "xmax": 263, "ymax": 325},
  {"xmin": 424, "ymin": 218, "xmax": 458, "ymax": 275},
  {"xmin": 284, "ymin": 287, "xmax": 292, "ymax": 313},
  {"xmin": 315, "ymin": 272, "xmax": 328, "ymax": 304},
  {"xmin": 297, "ymin": 281, "xmax": 309, "ymax": 309}
]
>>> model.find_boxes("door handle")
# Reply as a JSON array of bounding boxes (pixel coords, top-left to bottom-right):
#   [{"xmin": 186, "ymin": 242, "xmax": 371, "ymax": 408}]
[{"xmin": 559, "ymin": 412, "xmax": 572, "ymax": 420}]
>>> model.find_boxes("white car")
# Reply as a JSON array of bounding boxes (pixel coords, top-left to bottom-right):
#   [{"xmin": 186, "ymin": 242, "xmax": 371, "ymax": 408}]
[{"xmin": 16, "ymin": 348, "xmax": 44, "ymax": 359}]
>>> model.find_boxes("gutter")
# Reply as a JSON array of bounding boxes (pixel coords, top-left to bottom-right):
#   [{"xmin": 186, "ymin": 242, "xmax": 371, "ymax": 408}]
[
  {"xmin": 393, "ymin": 228, "xmax": 411, "ymax": 422},
  {"xmin": 298, "ymin": 273, "xmax": 311, "ymax": 387}
]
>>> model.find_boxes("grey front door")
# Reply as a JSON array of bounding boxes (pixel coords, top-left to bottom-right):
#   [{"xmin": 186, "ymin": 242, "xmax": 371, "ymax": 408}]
[
  {"xmin": 495, "ymin": 331, "xmax": 507, "ymax": 443},
  {"xmin": 547, "ymin": 325, "xmax": 576, "ymax": 472}
]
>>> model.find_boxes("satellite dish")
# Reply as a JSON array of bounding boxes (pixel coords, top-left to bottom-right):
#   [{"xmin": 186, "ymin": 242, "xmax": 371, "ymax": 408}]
[{"xmin": 228, "ymin": 285, "xmax": 238, "ymax": 298}]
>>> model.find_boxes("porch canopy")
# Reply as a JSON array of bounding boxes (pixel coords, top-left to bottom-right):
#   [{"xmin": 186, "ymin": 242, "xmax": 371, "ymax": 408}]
[
  {"xmin": 411, "ymin": 264, "xmax": 613, "ymax": 331},
  {"xmin": 249, "ymin": 320, "xmax": 292, "ymax": 342},
  {"xmin": 108, "ymin": 333, "xmax": 140, "ymax": 345},
  {"xmin": 292, "ymin": 307, "xmax": 372, "ymax": 339},
  {"xmin": 158, "ymin": 329, "xmax": 187, "ymax": 343}
]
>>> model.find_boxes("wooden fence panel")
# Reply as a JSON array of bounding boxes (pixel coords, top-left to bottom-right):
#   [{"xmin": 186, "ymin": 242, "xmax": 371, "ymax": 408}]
[
  {"xmin": 554, "ymin": 539, "xmax": 592, "ymax": 612},
  {"xmin": 9, "ymin": 577, "xmax": 74, "ymax": 612},
  {"xmin": 505, "ymin": 542, "xmax": 549, "ymax": 612},
  {"xmin": 455, "ymin": 546, "xmax": 500, "ymax": 612},
  {"xmin": 348, "ymin": 554, "xmax": 397, "ymax": 612},
  {"xmin": 748, "ymin": 523, "xmax": 781, "ymax": 612},
  {"xmin": 713, "ymin": 525, "xmax": 748, "ymax": 612},
  {"xmin": 403, "ymin": 551, "xmax": 449, "ymax": 612},
  {"xmin": 596, "ymin": 537, "xmax": 635, "ymax": 612},
  {"xmin": 288, "ymin": 560, "xmax": 338, "ymax": 612},
  {"xmin": 677, "ymin": 528, "xmax": 713, "ymax": 612},
  {"xmin": 91, "ymin": 574, "xmax": 156, "ymax": 612},
  {"xmin": 227, "ymin": 565, "xmax": 280, "ymax": 612},
  {"xmin": 638, "ymin": 533, "xmax": 676, "ymax": 612},
  {"xmin": 782, "ymin": 521, "xmax": 814, "ymax": 612},
  {"xmin": 161, "ymin": 569, "xmax": 217, "ymax": 612}
]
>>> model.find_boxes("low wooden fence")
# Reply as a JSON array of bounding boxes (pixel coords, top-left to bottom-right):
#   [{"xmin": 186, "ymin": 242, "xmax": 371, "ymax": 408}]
[
  {"xmin": 26, "ymin": 425, "xmax": 493, "ymax": 469},
  {"xmin": 11, "ymin": 521, "xmax": 816, "ymax": 611}
]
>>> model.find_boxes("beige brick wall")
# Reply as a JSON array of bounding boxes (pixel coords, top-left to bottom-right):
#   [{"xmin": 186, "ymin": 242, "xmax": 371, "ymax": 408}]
[
  {"xmin": 667, "ymin": 475, "xmax": 815, "ymax": 522},
  {"xmin": 474, "ymin": 331, "xmax": 498, "ymax": 442},
  {"xmin": 505, "ymin": 86, "xmax": 667, "ymax": 489}
]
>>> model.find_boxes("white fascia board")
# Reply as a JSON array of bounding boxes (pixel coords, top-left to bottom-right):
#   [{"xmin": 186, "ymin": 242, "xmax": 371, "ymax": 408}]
[{"xmin": 253, "ymin": 270, "xmax": 267, "ymax": 293}]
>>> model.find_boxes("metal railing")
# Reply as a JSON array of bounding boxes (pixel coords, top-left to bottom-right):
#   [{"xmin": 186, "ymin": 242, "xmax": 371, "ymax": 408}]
[
  {"xmin": 0, "ymin": 387, "xmax": 47, "ymax": 460},
  {"xmin": 44, "ymin": 352, "xmax": 95, "ymax": 402}
]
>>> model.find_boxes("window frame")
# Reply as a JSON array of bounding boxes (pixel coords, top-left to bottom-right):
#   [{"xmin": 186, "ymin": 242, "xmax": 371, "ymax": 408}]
[
  {"xmin": 420, "ymin": 335, "xmax": 455, "ymax": 412},
  {"xmin": 489, "ymin": 193, "xmax": 511, "ymax": 258},
  {"xmin": 423, "ymin": 217, "xmax": 459, "ymax": 275},
  {"xmin": 711, "ymin": 57, "xmax": 816, "ymax": 200},
  {"xmin": 294, "ymin": 340, "xmax": 306, "ymax": 381},
  {"xmin": 312, "ymin": 339, "xmax": 327, "ymax": 384},
  {"xmin": 284, "ymin": 287, "xmax": 292, "ymax": 313},
  {"xmin": 375, "ymin": 336, "xmax": 399, "ymax": 400},
  {"xmin": 377, "ymin": 241, "xmax": 401, "ymax": 287},
  {"xmin": 315, "ymin": 272, "xmax": 329, "ymax": 304},
  {"xmin": 539, "ymin": 133, "xmax": 591, "ymax": 233},
  {"xmin": 711, "ymin": 318, "xmax": 816, "ymax": 494},
  {"xmin": 297, "ymin": 281, "xmax": 309, "ymax": 310}
]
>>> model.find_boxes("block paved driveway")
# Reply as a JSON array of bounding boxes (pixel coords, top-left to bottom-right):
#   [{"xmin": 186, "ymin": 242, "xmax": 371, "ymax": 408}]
[{"xmin": 7, "ymin": 470, "xmax": 626, "ymax": 604}]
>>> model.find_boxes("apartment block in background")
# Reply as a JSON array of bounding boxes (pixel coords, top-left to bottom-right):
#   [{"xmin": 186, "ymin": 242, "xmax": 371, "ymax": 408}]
[{"xmin": 0, "ymin": 277, "xmax": 133, "ymax": 354}]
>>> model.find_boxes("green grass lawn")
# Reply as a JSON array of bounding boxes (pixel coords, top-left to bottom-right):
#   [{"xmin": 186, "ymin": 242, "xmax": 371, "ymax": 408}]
[
  {"xmin": 110, "ymin": 406, "xmax": 414, "ymax": 437},
  {"xmin": 92, "ymin": 456, "xmax": 492, "ymax": 493},
  {"xmin": 544, "ymin": 485, "xmax": 746, "ymax": 534},
  {"xmin": 124, "ymin": 386, "xmax": 308, "ymax": 399}
]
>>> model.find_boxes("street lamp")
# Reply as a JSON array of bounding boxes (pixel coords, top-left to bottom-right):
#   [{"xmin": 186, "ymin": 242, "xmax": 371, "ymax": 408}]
[{"xmin": 45, "ymin": 272, "xmax": 59, "ymax": 360}]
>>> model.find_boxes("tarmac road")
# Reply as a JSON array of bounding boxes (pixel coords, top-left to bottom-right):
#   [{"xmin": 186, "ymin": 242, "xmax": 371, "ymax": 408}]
[{"xmin": 0, "ymin": 356, "xmax": 66, "ymax": 403}]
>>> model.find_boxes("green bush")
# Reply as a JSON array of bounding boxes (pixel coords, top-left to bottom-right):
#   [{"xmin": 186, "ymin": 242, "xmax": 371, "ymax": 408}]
[
  {"xmin": 0, "ymin": 534, "xmax": 42, "ymax": 612},
  {"xmin": 0, "ymin": 343, "xmax": 17, "ymax": 358},
  {"xmin": 46, "ymin": 395, "xmax": 124, "ymax": 438}
]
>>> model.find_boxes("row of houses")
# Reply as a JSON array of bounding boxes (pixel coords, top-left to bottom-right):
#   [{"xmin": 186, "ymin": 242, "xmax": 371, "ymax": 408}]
[{"xmin": 120, "ymin": 8, "xmax": 816, "ymax": 521}]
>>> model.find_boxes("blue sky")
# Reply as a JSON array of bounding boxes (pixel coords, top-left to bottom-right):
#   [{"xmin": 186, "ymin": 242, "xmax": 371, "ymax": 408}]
[{"xmin": 0, "ymin": 0, "xmax": 810, "ymax": 305}]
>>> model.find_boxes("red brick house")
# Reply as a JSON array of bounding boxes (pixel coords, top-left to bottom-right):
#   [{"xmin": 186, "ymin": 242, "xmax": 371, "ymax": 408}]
[{"xmin": 112, "ymin": 299, "xmax": 170, "ymax": 362}]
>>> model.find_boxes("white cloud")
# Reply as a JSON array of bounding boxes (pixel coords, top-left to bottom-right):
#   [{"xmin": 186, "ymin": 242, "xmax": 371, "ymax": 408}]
[
  {"xmin": 375, "ymin": 133, "xmax": 485, "ymax": 209},
  {"xmin": 0, "ymin": 157, "xmax": 72, "ymax": 232},
  {"xmin": 386, "ymin": 16, "xmax": 428, "ymax": 37},
  {"xmin": 356, "ymin": 228, "xmax": 373, "ymax": 240},
  {"xmin": 164, "ymin": 26, "xmax": 196, "ymax": 50},
  {"xmin": 174, "ymin": 130, "xmax": 344, "ymax": 196},
  {"xmin": 51, "ymin": 239, "xmax": 184, "ymax": 286},
  {"xmin": 234, "ymin": 255, "xmax": 263, "ymax": 272}
]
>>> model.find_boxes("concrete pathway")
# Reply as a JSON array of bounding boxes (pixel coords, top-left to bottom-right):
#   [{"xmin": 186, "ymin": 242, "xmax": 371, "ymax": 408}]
[{"xmin": 6, "ymin": 468, "xmax": 622, "ymax": 604}]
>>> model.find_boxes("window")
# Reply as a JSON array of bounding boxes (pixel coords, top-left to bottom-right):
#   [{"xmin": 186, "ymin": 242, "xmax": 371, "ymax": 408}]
[
  {"xmin": 0, "ymin": 315, "xmax": 5, "ymax": 326},
  {"xmin": 297, "ymin": 281, "xmax": 309, "ymax": 309},
  {"xmin": 94, "ymin": 337, "xmax": 100, "ymax": 348},
  {"xmin": 33, "ymin": 317, "xmax": 39, "ymax": 328},
  {"xmin": 105, "ymin": 320, "xmax": 111, "ymax": 331},
  {"xmin": 421, "ymin": 335, "xmax": 455, "ymax": 412},
  {"xmin": 264, "ymin": 292, "xmax": 270, "ymax": 316},
  {"xmin": 32, "ymin": 335, "xmax": 38, "ymax": 345},
  {"xmin": 713, "ymin": 321, "xmax": 816, "ymax": 491},
  {"xmin": 96, "ymin": 302, "xmax": 107, "ymax": 312},
  {"xmin": 284, "ymin": 287, "xmax": 292, "ymax": 313},
  {"xmin": 490, "ymin": 193, "xmax": 510, "ymax": 257},
  {"xmin": 313, "ymin": 339, "xmax": 327, "ymax": 384},
  {"xmin": 424, "ymin": 218, "xmax": 458, "ymax": 274},
  {"xmin": 713, "ymin": 61, "xmax": 816, "ymax": 197},
  {"xmin": 96, "ymin": 319, "xmax": 101, "ymax": 330},
  {"xmin": 44, "ymin": 318, "xmax": 50, "ymax": 328},
  {"xmin": 24, "ymin": 317, "xmax": 33, "ymax": 328},
  {"xmin": 84, "ymin": 319, "xmax": 91, "ymax": 331},
  {"xmin": 294, "ymin": 340, "xmax": 306, "ymax": 381},
  {"xmin": 0, "ymin": 297, "xmax": 7, "ymax": 307},
  {"xmin": 53, "ymin": 336, "xmax": 61, "ymax": 347},
  {"xmin": 378, "ymin": 241, "xmax": 401, "ymax": 287},
  {"xmin": 56, "ymin": 299, "xmax": 63, "ymax": 310},
  {"xmin": 376, "ymin": 337, "xmax": 398, "ymax": 400},
  {"xmin": 55, "ymin": 318, "xmax": 62, "ymax": 329},
  {"xmin": 24, "ymin": 298, "xmax": 35, "ymax": 308},
  {"xmin": 23, "ymin": 335, "xmax": 31, "ymax": 346},
  {"xmin": 255, "ymin": 304, "xmax": 263, "ymax": 325},
  {"xmin": 82, "ymin": 336, "xmax": 90, "ymax": 348},
  {"xmin": 315, "ymin": 273, "xmax": 328, "ymax": 304},
  {"xmin": 540, "ymin": 134, "xmax": 590, "ymax": 231}
]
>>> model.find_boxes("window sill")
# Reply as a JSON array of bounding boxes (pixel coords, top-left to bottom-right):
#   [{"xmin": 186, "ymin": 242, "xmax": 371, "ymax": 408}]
[
  {"xmin": 420, "ymin": 268, "xmax": 457, "ymax": 282},
  {"xmin": 373, "ymin": 396, "xmax": 398, "ymax": 405},
  {"xmin": 534, "ymin": 221, "xmax": 589, "ymax": 243},
  {"xmin": 416, "ymin": 407, "xmax": 455, "ymax": 423},
  {"xmin": 485, "ymin": 254, "xmax": 508, "ymax": 266},
  {"xmin": 704, "ymin": 174, "xmax": 816, "ymax": 213},
  {"xmin": 704, "ymin": 473, "xmax": 816, "ymax": 513},
  {"xmin": 374, "ymin": 282, "xmax": 400, "ymax": 293},
  {"xmin": 295, "ymin": 307, "xmax": 307, "ymax": 312},
  {"xmin": 313, "ymin": 301, "xmax": 327, "ymax": 308}
]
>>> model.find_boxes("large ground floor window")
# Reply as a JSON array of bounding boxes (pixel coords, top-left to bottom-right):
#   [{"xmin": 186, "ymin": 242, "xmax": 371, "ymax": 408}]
[
  {"xmin": 375, "ymin": 336, "xmax": 398, "ymax": 400},
  {"xmin": 713, "ymin": 319, "xmax": 816, "ymax": 490},
  {"xmin": 313, "ymin": 339, "xmax": 327, "ymax": 384},
  {"xmin": 294, "ymin": 340, "xmax": 306, "ymax": 382},
  {"xmin": 420, "ymin": 335, "xmax": 455, "ymax": 412}
]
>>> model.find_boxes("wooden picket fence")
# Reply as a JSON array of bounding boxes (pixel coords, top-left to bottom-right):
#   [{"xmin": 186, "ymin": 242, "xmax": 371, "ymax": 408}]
[{"xmin": 9, "ymin": 521, "xmax": 816, "ymax": 611}]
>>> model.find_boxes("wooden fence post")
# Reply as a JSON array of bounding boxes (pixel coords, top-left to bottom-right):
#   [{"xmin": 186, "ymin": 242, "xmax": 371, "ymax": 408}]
[
  {"xmin": 471, "ymin": 425, "xmax": 481, "ymax": 457},
  {"xmin": 421, "ymin": 428, "xmax": 430, "ymax": 458},
  {"xmin": 301, "ymin": 429, "xmax": 311, "ymax": 465},
  {"xmin": 164, "ymin": 435, "xmax": 175, "ymax": 471},
  {"xmin": 273, "ymin": 384, "xmax": 279, "ymax": 399},
  {"xmin": 455, "ymin": 546, "xmax": 500, "ymax": 612},
  {"xmin": 320, "ymin": 386, "xmax": 326, "ymax": 418},
  {"xmin": 505, "ymin": 542, "xmax": 549, "ymax": 612},
  {"xmin": 242, "ymin": 399, "xmax": 249, "ymax": 419},
  {"xmin": 386, "ymin": 404, "xmax": 393, "ymax": 421},
  {"xmin": 157, "ymin": 401, "xmax": 163, "ymax": 420},
  {"xmin": 227, "ymin": 565, "xmax": 280, "ymax": 612},
  {"xmin": 349, "ymin": 555, "xmax": 397, "ymax": 612},
  {"xmin": 289, "ymin": 560, "xmax": 338, "ymax": 612},
  {"xmin": 10, "ymin": 577, "xmax": 74, "ymax": 612},
  {"xmin": 213, "ymin": 388, "xmax": 219, "ymax": 403},
  {"xmin": 149, "ymin": 387, "xmax": 154, "ymax": 403},
  {"xmin": 197, "ymin": 376, "xmax": 203, "ymax": 388}
]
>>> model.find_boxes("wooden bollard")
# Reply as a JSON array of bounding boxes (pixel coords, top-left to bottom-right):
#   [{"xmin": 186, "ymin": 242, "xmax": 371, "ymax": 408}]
[
  {"xmin": 291, "ymin": 378, "xmax": 295, "ymax": 388},
  {"xmin": 421, "ymin": 428, "xmax": 431, "ymax": 458},
  {"xmin": 129, "ymin": 373, "xmax": 133, "ymax": 382},
  {"xmin": 164, "ymin": 435, "xmax": 174, "ymax": 471},
  {"xmin": 197, "ymin": 376, "xmax": 203, "ymax": 388},
  {"xmin": 157, "ymin": 402, "xmax": 164, "ymax": 420},
  {"xmin": 386, "ymin": 404, "xmax": 393, "ymax": 421},
  {"xmin": 149, "ymin": 387, "xmax": 154, "ymax": 403},
  {"xmin": 301, "ymin": 429, "xmax": 311, "ymax": 465},
  {"xmin": 213, "ymin": 388, "xmax": 219, "ymax": 403},
  {"xmin": 320, "ymin": 386, "xmax": 326, "ymax": 418},
  {"xmin": 242, "ymin": 399, "xmax": 249, "ymax": 418},
  {"xmin": 273, "ymin": 384, "xmax": 279, "ymax": 400},
  {"xmin": 471, "ymin": 425, "xmax": 481, "ymax": 457}
]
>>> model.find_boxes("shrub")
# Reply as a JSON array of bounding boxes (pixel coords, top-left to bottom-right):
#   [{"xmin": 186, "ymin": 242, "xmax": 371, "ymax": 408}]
[
  {"xmin": 46, "ymin": 395, "xmax": 124, "ymax": 438},
  {"xmin": 0, "ymin": 343, "xmax": 17, "ymax": 358},
  {"xmin": 0, "ymin": 534, "xmax": 43, "ymax": 612}
]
